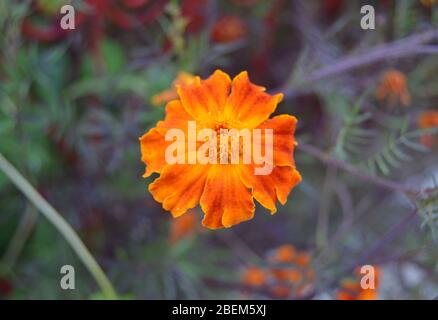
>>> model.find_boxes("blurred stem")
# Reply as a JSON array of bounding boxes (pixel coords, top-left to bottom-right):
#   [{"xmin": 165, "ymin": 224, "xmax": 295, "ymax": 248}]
[
  {"xmin": 1, "ymin": 202, "xmax": 38, "ymax": 272},
  {"xmin": 0, "ymin": 153, "xmax": 117, "ymax": 299},
  {"xmin": 277, "ymin": 28, "xmax": 438, "ymax": 97},
  {"xmin": 315, "ymin": 166, "xmax": 337, "ymax": 250},
  {"xmin": 299, "ymin": 142, "xmax": 419, "ymax": 195}
]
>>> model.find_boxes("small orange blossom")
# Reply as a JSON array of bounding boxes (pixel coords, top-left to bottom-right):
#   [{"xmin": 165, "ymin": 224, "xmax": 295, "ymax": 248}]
[
  {"xmin": 211, "ymin": 16, "xmax": 247, "ymax": 44},
  {"xmin": 417, "ymin": 110, "xmax": 438, "ymax": 147},
  {"xmin": 268, "ymin": 244, "xmax": 296, "ymax": 263},
  {"xmin": 151, "ymin": 71, "xmax": 195, "ymax": 106},
  {"xmin": 241, "ymin": 244, "xmax": 315, "ymax": 299},
  {"xmin": 376, "ymin": 69, "xmax": 411, "ymax": 107},
  {"xmin": 242, "ymin": 267, "xmax": 267, "ymax": 287}
]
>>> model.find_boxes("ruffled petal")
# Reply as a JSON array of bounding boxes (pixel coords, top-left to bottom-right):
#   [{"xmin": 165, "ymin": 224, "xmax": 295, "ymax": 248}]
[
  {"xmin": 140, "ymin": 100, "xmax": 194, "ymax": 177},
  {"xmin": 139, "ymin": 128, "xmax": 168, "ymax": 177},
  {"xmin": 176, "ymin": 70, "xmax": 231, "ymax": 122},
  {"xmin": 256, "ymin": 114, "xmax": 298, "ymax": 167},
  {"xmin": 200, "ymin": 165, "xmax": 255, "ymax": 229},
  {"xmin": 224, "ymin": 71, "xmax": 283, "ymax": 128},
  {"xmin": 155, "ymin": 99, "xmax": 194, "ymax": 134},
  {"xmin": 238, "ymin": 165, "xmax": 302, "ymax": 213},
  {"xmin": 149, "ymin": 164, "xmax": 209, "ymax": 217}
]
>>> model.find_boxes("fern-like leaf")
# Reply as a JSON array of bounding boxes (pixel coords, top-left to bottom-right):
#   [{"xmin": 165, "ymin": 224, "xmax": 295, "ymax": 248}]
[
  {"xmin": 334, "ymin": 98, "xmax": 374, "ymax": 160},
  {"xmin": 360, "ymin": 122, "xmax": 438, "ymax": 176}
]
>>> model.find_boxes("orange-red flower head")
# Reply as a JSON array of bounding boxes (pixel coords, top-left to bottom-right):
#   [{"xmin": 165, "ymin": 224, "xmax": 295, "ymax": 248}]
[
  {"xmin": 242, "ymin": 267, "xmax": 267, "ymax": 287},
  {"xmin": 211, "ymin": 16, "xmax": 247, "ymax": 44},
  {"xmin": 140, "ymin": 70, "xmax": 301, "ymax": 229},
  {"xmin": 241, "ymin": 244, "xmax": 315, "ymax": 299},
  {"xmin": 376, "ymin": 69, "xmax": 411, "ymax": 107},
  {"xmin": 418, "ymin": 110, "xmax": 438, "ymax": 147},
  {"xmin": 268, "ymin": 244, "xmax": 296, "ymax": 263}
]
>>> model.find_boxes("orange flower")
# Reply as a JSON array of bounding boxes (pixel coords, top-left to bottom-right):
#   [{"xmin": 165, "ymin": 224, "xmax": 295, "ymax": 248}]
[
  {"xmin": 268, "ymin": 245, "xmax": 315, "ymax": 298},
  {"xmin": 140, "ymin": 70, "xmax": 301, "ymax": 229},
  {"xmin": 242, "ymin": 267, "xmax": 267, "ymax": 287},
  {"xmin": 294, "ymin": 252, "xmax": 312, "ymax": 267},
  {"xmin": 268, "ymin": 244, "xmax": 296, "ymax": 263},
  {"xmin": 421, "ymin": 0, "xmax": 437, "ymax": 7},
  {"xmin": 241, "ymin": 245, "xmax": 315, "ymax": 299},
  {"xmin": 151, "ymin": 71, "xmax": 195, "ymax": 106},
  {"xmin": 376, "ymin": 69, "xmax": 411, "ymax": 107},
  {"xmin": 271, "ymin": 268, "xmax": 302, "ymax": 283},
  {"xmin": 211, "ymin": 16, "xmax": 247, "ymax": 43},
  {"xmin": 169, "ymin": 209, "xmax": 198, "ymax": 244},
  {"xmin": 417, "ymin": 110, "xmax": 438, "ymax": 147},
  {"xmin": 337, "ymin": 266, "xmax": 380, "ymax": 300}
]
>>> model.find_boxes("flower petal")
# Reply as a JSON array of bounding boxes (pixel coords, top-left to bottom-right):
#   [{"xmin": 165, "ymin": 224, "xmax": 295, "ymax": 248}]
[
  {"xmin": 155, "ymin": 99, "xmax": 194, "ymax": 134},
  {"xmin": 176, "ymin": 70, "xmax": 231, "ymax": 122},
  {"xmin": 256, "ymin": 114, "xmax": 298, "ymax": 167},
  {"xmin": 139, "ymin": 128, "xmax": 167, "ymax": 177},
  {"xmin": 149, "ymin": 164, "xmax": 209, "ymax": 217},
  {"xmin": 200, "ymin": 165, "xmax": 255, "ymax": 229},
  {"xmin": 239, "ymin": 165, "xmax": 302, "ymax": 213},
  {"xmin": 140, "ymin": 100, "xmax": 194, "ymax": 177},
  {"xmin": 224, "ymin": 71, "xmax": 283, "ymax": 128}
]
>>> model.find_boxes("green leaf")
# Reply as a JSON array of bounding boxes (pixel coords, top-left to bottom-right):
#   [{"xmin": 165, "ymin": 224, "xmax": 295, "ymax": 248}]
[{"xmin": 100, "ymin": 38, "xmax": 127, "ymax": 75}]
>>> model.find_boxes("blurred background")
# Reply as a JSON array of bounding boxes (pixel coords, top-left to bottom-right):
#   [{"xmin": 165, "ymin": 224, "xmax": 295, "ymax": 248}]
[{"xmin": 0, "ymin": 0, "xmax": 438, "ymax": 299}]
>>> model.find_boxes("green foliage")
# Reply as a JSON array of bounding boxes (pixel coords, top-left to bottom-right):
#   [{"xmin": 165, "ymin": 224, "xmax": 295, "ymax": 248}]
[
  {"xmin": 333, "ymin": 97, "xmax": 374, "ymax": 161},
  {"xmin": 360, "ymin": 122, "xmax": 438, "ymax": 176}
]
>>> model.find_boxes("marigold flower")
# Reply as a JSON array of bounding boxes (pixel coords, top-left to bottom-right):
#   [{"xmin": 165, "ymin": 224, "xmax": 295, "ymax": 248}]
[
  {"xmin": 169, "ymin": 209, "xmax": 199, "ymax": 244},
  {"xmin": 417, "ymin": 110, "xmax": 438, "ymax": 147},
  {"xmin": 140, "ymin": 70, "xmax": 301, "ymax": 229},
  {"xmin": 420, "ymin": 0, "xmax": 437, "ymax": 7},
  {"xmin": 241, "ymin": 245, "xmax": 315, "ymax": 299},
  {"xmin": 271, "ymin": 268, "xmax": 302, "ymax": 283},
  {"xmin": 151, "ymin": 72, "xmax": 196, "ymax": 106},
  {"xmin": 241, "ymin": 267, "xmax": 268, "ymax": 287},
  {"xmin": 211, "ymin": 16, "xmax": 247, "ymax": 44},
  {"xmin": 294, "ymin": 252, "xmax": 312, "ymax": 267},
  {"xmin": 268, "ymin": 244, "xmax": 296, "ymax": 263},
  {"xmin": 376, "ymin": 69, "xmax": 411, "ymax": 107},
  {"xmin": 337, "ymin": 266, "xmax": 380, "ymax": 300},
  {"xmin": 268, "ymin": 245, "xmax": 315, "ymax": 298}
]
